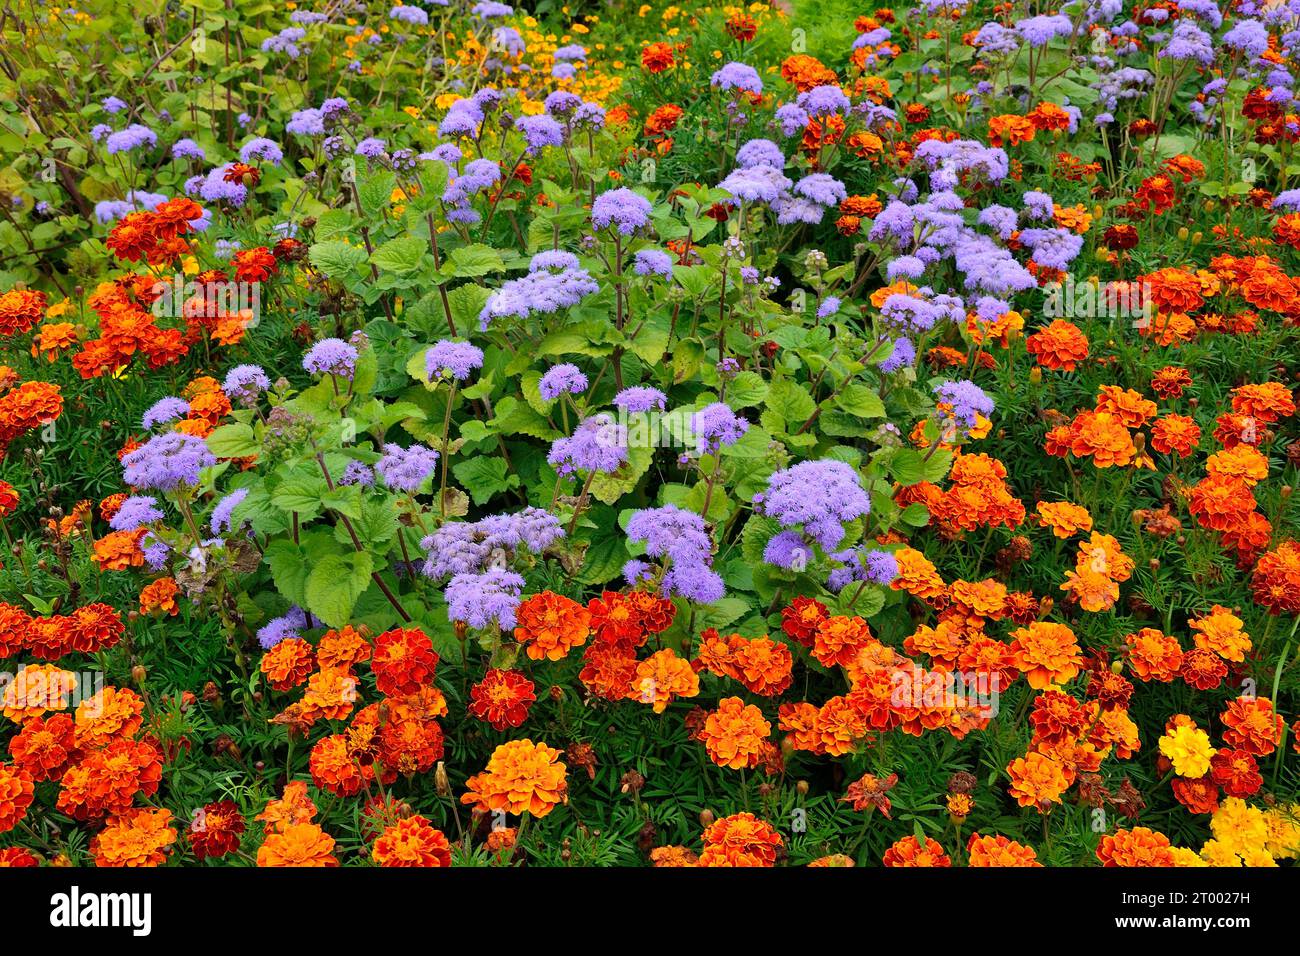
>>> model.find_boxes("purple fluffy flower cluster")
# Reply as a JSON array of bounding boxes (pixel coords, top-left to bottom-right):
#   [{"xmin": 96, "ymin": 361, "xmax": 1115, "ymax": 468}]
[
  {"xmin": 420, "ymin": 506, "xmax": 564, "ymax": 580},
  {"xmin": 122, "ymin": 432, "xmax": 217, "ymax": 491},
  {"xmin": 445, "ymin": 568, "xmax": 525, "ymax": 630},
  {"xmin": 753, "ymin": 459, "xmax": 871, "ymax": 551},
  {"xmin": 625, "ymin": 504, "xmax": 724, "ymax": 603},
  {"xmin": 375, "ymin": 443, "xmax": 441, "ymax": 493},
  {"xmin": 425, "ymin": 340, "xmax": 484, "ymax": 382},
  {"xmin": 547, "ymin": 413, "xmax": 628, "ymax": 476}
]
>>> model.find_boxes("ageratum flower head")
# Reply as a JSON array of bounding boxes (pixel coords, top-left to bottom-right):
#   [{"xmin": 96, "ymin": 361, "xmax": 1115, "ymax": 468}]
[
  {"xmin": 142, "ymin": 396, "xmax": 190, "ymax": 431},
  {"xmin": 302, "ymin": 337, "xmax": 358, "ymax": 379},
  {"xmin": 375, "ymin": 443, "xmax": 440, "ymax": 493},
  {"xmin": 591, "ymin": 188, "xmax": 652, "ymax": 235},
  {"xmin": 754, "ymin": 459, "xmax": 871, "ymax": 551},
  {"xmin": 425, "ymin": 340, "xmax": 484, "ymax": 382},
  {"xmin": 123, "ymin": 432, "xmax": 217, "ymax": 491},
  {"xmin": 445, "ymin": 568, "xmax": 525, "ymax": 630},
  {"xmin": 547, "ymin": 413, "xmax": 628, "ymax": 476},
  {"xmin": 539, "ymin": 363, "xmax": 589, "ymax": 400},
  {"xmin": 691, "ymin": 402, "xmax": 749, "ymax": 454}
]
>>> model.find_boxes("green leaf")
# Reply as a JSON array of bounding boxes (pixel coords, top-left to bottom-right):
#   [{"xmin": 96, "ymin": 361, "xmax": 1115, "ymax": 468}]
[
  {"xmin": 309, "ymin": 240, "xmax": 368, "ymax": 279},
  {"xmin": 205, "ymin": 423, "xmax": 259, "ymax": 458},
  {"xmin": 305, "ymin": 552, "xmax": 374, "ymax": 628},
  {"xmin": 271, "ymin": 478, "xmax": 328, "ymax": 520},
  {"xmin": 340, "ymin": 497, "xmax": 400, "ymax": 549},
  {"xmin": 765, "ymin": 379, "xmax": 816, "ymax": 427},
  {"xmin": 452, "ymin": 456, "xmax": 518, "ymax": 505},
  {"xmin": 447, "ymin": 243, "xmax": 506, "ymax": 277},
  {"xmin": 836, "ymin": 382, "xmax": 886, "ymax": 419},
  {"xmin": 371, "ymin": 236, "xmax": 427, "ymax": 275},
  {"xmin": 265, "ymin": 540, "xmax": 310, "ymax": 607},
  {"xmin": 726, "ymin": 371, "xmax": 769, "ymax": 408}
]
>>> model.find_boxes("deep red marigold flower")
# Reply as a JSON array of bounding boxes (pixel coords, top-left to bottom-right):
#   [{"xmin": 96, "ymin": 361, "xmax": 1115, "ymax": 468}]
[
  {"xmin": 469, "ymin": 668, "xmax": 536, "ymax": 730},
  {"xmin": 371, "ymin": 627, "xmax": 438, "ymax": 695},
  {"xmin": 187, "ymin": 799, "xmax": 247, "ymax": 860}
]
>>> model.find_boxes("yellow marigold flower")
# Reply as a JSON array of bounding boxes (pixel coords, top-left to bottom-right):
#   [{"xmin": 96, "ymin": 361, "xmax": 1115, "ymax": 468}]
[
  {"xmin": 1159, "ymin": 722, "xmax": 1215, "ymax": 777},
  {"xmin": 1263, "ymin": 804, "xmax": 1300, "ymax": 860},
  {"xmin": 1210, "ymin": 796, "xmax": 1271, "ymax": 860}
]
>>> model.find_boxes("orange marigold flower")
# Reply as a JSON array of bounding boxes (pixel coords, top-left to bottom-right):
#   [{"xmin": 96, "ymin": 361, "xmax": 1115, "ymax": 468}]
[
  {"xmin": 966, "ymin": 832, "xmax": 1042, "ymax": 866},
  {"xmin": 91, "ymin": 807, "xmax": 176, "ymax": 867},
  {"xmin": 0, "ymin": 480, "xmax": 17, "ymax": 518},
  {"xmin": 1150, "ymin": 414, "xmax": 1201, "ymax": 457},
  {"xmin": 1124, "ymin": 627, "xmax": 1184, "ymax": 683},
  {"xmin": 91, "ymin": 528, "xmax": 145, "ymax": 571},
  {"xmin": 0, "ymin": 763, "xmax": 34, "ymax": 832},
  {"xmin": 315, "ymin": 625, "xmax": 371, "ymax": 670},
  {"xmin": 1180, "ymin": 647, "xmax": 1228, "ymax": 690},
  {"xmin": 1096, "ymin": 826, "xmax": 1176, "ymax": 867},
  {"xmin": 987, "ymin": 114, "xmax": 1036, "ymax": 147},
  {"xmin": 1007, "ymin": 751, "xmax": 1074, "ymax": 811},
  {"xmin": 640, "ymin": 42, "xmax": 675, "ymax": 73},
  {"xmin": 812, "ymin": 614, "xmax": 874, "ymax": 669},
  {"xmin": 883, "ymin": 834, "xmax": 951, "ymax": 867},
  {"xmin": 1251, "ymin": 540, "xmax": 1300, "ymax": 614},
  {"xmin": 1186, "ymin": 475, "xmax": 1256, "ymax": 532},
  {"xmin": 469, "ymin": 668, "xmax": 536, "ymax": 730},
  {"xmin": 780, "ymin": 54, "xmax": 838, "ymax": 92},
  {"xmin": 371, "ymin": 627, "xmax": 438, "ymax": 695},
  {"xmin": 698, "ymin": 696, "xmax": 771, "ymax": 770},
  {"xmin": 1035, "ymin": 501, "xmax": 1093, "ymax": 539},
  {"xmin": 729, "ymin": 636, "xmax": 794, "ymax": 696},
  {"xmin": 257, "ymin": 822, "xmax": 338, "ymax": 867},
  {"xmin": 139, "ymin": 576, "xmax": 179, "ymax": 616},
  {"xmin": 57, "ymin": 738, "xmax": 162, "ymax": 819},
  {"xmin": 0, "ymin": 847, "xmax": 37, "ymax": 866},
  {"xmin": 1068, "ymin": 411, "xmax": 1136, "ymax": 467},
  {"xmin": 461, "ymin": 739, "xmax": 568, "ymax": 818},
  {"xmin": 1097, "ymin": 385, "xmax": 1157, "ymax": 429},
  {"xmin": 1151, "ymin": 366, "xmax": 1192, "ymax": 399},
  {"xmin": 578, "ymin": 643, "xmax": 638, "ymax": 700},
  {"xmin": 8, "ymin": 712, "xmax": 76, "ymax": 781},
  {"xmin": 310, "ymin": 734, "xmax": 366, "ymax": 797},
  {"xmin": 891, "ymin": 547, "xmax": 946, "ymax": 600},
  {"xmin": 0, "ymin": 288, "xmax": 46, "ymax": 337},
  {"xmin": 1221, "ymin": 697, "xmax": 1284, "ymax": 756},
  {"xmin": 1009, "ymin": 622, "xmax": 1082, "ymax": 689},
  {"xmin": 515, "ymin": 591, "xmax": 591, "ymax": 660},
  {"xmin": 1025, "ymin": 319, "xmax": 1089, "ymax": 371},
  {"xmin": 259, "ymin": 638, "xmax": 315, "ymax": 691},
  {"xmin": 698, "ymin": 812, "xmax": 783, "ymax": 867},
  {"xmin": 1135, "ymin": 175, "xmax": 1176, "ymax": 214},
  {"xmin": 1189, "ymin": 605, "xmax": 1251, "ymax": 663},
  {"xmin": 650, "ymin": 845, "xmax": 699, "ymax": 867},
  {"xmin": 372, "ymin": 815, "xmax": 452, "ymax": 867},
  {"xmin": 1206, "ymin": 446, "xmax": 1269, "ymax": 487},
  {"xmin": 3, "ymin": 664, "xmax": 78, "ymax": 722},
  {"xmin": 1232, "ymin": 381, "xmax": 1296, "ymax": 423},
  {"xmin": 817, "ymin": 694, "xmax": 869, "ymax": 755},
  {"xmin": 628, "ymin": 647, "xmax": 699, "ymax": 712},
  {"xmin": 74, "ymin": 685, "xmax": 144, "ymax": 750},
  {"xmin": 256, "ymin": 781, "xmax": 317, "ymax": 833},
  {"xmin": 780, "ymin": 595, "xmax": 828, "ymax": 646}
]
